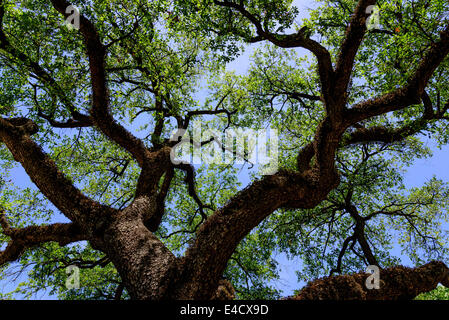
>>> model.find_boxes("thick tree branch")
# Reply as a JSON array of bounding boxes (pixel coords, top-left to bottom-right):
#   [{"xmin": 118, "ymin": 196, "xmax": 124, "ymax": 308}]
[
  {"xmin": 0, "ymin": 211, "xmax": 85, "ymax": 266},
  {"xmin": 292, "ymin": 261, "xmax": 449, "ymax": 300},
  {"xmin": 50, "ymin": 0, "xmax": 177, "ymax": 220},
  {"xmin": 114, "ymin": 282, "xmax": 125, "ymax": 300},
  {"xmin": 333, "ymin": 0, "xmax": 376, "ymax": 101},
  {"xmin": 0, "ymin": 117, "xmax": 113, "ymax": 227},
  {"xmin": 49, "ymin": 0, "xmax": 151, "ymax": 167},
  {"xmin": 177, "ymin": 168, "xmax": 339, "ymax": 299},
  {"xmin": 341, "ymin": 116, "xmax": 447, "ymax": 147},
  {"xmin": 329, "ymin": 235, "xmax": 356, "ymax": 276},
  {"xmin": 0, "ymin": 2, "xmax": 92, "ymax": 126},
  {"xmin": 344, "ymin": 23, "xmax": 449, "ymax": 125}
]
